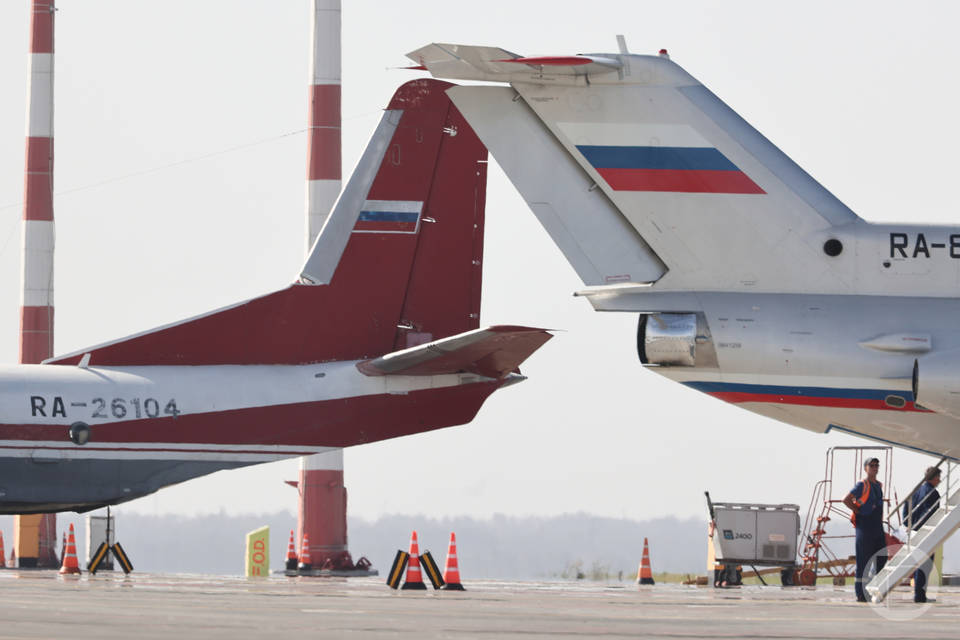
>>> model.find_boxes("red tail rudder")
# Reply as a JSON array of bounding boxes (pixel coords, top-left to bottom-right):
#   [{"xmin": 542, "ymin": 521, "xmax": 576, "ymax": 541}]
[{"xmin": 48, "ymin": 80, "xmax": 487, "ymax": 366}]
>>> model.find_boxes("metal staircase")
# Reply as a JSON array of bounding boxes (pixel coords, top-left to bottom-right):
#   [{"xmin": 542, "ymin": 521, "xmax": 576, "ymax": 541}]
[{"xmin": 866, "ymin": 460, "xmax": 960, "ymax": 603}]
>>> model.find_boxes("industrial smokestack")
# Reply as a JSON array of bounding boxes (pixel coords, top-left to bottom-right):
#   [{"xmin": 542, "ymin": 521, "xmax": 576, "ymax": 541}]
[
  {"xmin": 305, "ymin": 0, "xmax": 341, "ymax": 249},
  {"xmin": 298, "ymin": 0, "xmax": 357, "ymax": 572},
  {"xmin": 15, "ymin": 0, "xmax": 58, "ymax": 569}
]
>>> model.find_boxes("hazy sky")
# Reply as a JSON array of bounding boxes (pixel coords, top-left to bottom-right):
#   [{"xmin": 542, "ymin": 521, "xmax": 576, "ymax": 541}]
[{"xmin": 0, "ymin": 1, "xmax": 957, "ymax": 523}]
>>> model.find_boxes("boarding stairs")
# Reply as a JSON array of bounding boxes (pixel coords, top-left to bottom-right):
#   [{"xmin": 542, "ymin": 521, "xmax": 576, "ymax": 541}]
[
  {"xmin": 797, "ymin": 447, "xmax": 893, "ymax": 586},
  {"xmin": 866, "ymin": 460, "xmax": 960, "ymax": 603}
]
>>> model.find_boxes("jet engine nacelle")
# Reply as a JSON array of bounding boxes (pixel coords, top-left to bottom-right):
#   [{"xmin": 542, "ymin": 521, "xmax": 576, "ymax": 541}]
[
  {"xmin": 638, "ymin": 313, "xmax": 697, "ymax": 366},
  {"xmin": 913, "ymin": 351, "xmax": 960, "ymax": 419}
]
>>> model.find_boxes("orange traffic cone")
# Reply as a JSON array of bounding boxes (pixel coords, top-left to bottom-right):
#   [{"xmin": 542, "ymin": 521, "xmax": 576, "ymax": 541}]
[
  {"xmin": 637, "ymin": 537, "xmax": 655, "ymax": 585},
  {"xmin": 59, "ymin": 524, "xmax": 81, "ymax": 575},
  {"xmin": 0, "ymin": 531, "xmax": 6, "ymax": 568},
  {"xmin": 285, "ymin": 530, "xmax": 298, "ymax": 571},
  {"xmin": 441, "ymin": 532, "xmax": 465, "ymax": 590},
  {"xmin": 401, "ymin": 531, "xmax": 427, "ymax": 590},
  {"xmin": 298, "ymin": 533, "xmax": 312, "ymax": 572}
]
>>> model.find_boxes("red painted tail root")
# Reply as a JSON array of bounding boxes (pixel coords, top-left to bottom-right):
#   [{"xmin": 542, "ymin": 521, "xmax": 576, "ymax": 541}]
[
  {"xmin": 286, "ymin": 530, "xmax": 298, "ymax": 571},
  {"xmin": 0, "ymin": 531, "xmax": 5, "ymax": 568},
  {"xmin": 637, "ymin": 537, "xmax": 655, "ymax": 585},
  {"xmin": 441, "ymin": 531, "xmax": 465, "ymax": 590},
  {"xmin": 59, "ymin": 523, "xmax": 80, "ymax": 575},
  {"xmin": 401, "ymin": 530, "xmax": 427, "ymax": 590}
]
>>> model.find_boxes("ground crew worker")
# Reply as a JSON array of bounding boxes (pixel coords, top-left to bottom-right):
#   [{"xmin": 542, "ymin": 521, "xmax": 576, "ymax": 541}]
[
  {"xmin": 843, "ymin": 457, "xmax": 886, "ymax": 602},
  {"xmin": 903, "ymin": 466, "xmax": 941, "ymax": 603}
]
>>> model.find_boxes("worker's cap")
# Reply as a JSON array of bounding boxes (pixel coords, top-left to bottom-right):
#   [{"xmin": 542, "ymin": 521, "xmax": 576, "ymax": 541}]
[{"xmin": 863, "ymin": 457, "xmax": 880, "ymax": 468}]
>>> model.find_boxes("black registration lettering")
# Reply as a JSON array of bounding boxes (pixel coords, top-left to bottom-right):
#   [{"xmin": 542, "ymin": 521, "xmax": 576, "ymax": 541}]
[
  {"xmin": 30, "ymin": 396, "xmax": 46, "ymax": 417},
  {"xmin": 51, "ymin": 396, "xmax": 66, "ymax": 418},
  {"xmin": 91, "ymin": 398, "xmax": 107, "ymax": 418},
  {"xmin": 890, "ymin": 233, "xmax": 909, "ymax": 258},
  {"xmin": 913, "ymin": 233, "xmax": 930, "ymax": 258}
]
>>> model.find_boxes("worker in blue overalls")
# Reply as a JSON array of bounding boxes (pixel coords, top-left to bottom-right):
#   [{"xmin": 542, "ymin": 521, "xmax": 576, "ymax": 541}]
[
  {"xmin": 843, "ymin": 457, "xmax": 886, "ymax": 602},
  {"xmin": 903, "ymin": 466, "xmax": 941, "ymax": 603}
]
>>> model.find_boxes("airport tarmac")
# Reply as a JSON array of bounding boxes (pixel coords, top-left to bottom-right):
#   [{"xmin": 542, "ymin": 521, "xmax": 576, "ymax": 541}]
[{"xmin": 1, "ymin": 571, "xmax": 959, "ymax": 639}]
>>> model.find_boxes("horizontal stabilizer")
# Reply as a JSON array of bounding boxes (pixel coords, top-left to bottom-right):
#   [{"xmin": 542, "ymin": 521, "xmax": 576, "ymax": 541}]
[
  {"xmin": 357, "ymin": 326, "xmax": 552, "ymax": 379},
  {"xmin": 407, "ymin": 44, "xmax": 620, "ymax": 83}
]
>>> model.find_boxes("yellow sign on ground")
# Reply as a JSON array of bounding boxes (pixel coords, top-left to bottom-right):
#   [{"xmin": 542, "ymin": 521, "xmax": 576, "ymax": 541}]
[{"xmin": 245, "ymin": 526, "xmax": 270, "ymax": 577}]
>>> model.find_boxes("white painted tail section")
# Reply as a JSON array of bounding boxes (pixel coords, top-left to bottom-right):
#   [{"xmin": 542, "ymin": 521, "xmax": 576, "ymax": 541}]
[
  {"xmin": 447, "ymin": 86, "xmax": 665, "ymax": 287},
  {"xmin": 423, "ymin": 43, "xmax": 869, "ymax": 295}
]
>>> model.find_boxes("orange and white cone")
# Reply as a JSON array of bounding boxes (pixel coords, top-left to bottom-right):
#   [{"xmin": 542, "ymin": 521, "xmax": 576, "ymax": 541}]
[
  {"xmin": 637, "ymin": 537, "xmax": 655, "ymax": 585},
  {"xmin": 0, "ymin": 530, "xmax": 5, "ymax": 568},
  {"xmin": 285, "ymin": 530, "xmax": 298, "ymax": 571},
  {"xmin": 298, "ymin": 533, "xmax": 312, "ymax": 572},
  {"xmin": 401, "ymin": 530, "xmax": 427, "ymax": 590},
  {"xmin": 59, "ymin": 524, "xmax": 81, "ymax": 575},
  {"xmin": 441, "ymin": 532, "xmax": 465, "ymax": 590}
]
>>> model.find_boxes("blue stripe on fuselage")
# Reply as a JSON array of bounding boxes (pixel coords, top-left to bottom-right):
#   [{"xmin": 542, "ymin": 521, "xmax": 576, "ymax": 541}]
[{"xmin": 683, "ymin": 381, "xmax": 913, "ymax": 401}]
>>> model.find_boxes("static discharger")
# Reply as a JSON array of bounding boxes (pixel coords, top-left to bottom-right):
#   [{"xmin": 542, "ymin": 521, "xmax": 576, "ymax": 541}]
[
  {"xmin": 385, "ymin": 550, "xmax": 409, "ymax": 589},
  {"xmin": 637, "ymin": 537, "xmax": 655, "ymax": 585},
  {"xmin": 419, "ymin": 551, "xmax": 445, "ymax": 590}
]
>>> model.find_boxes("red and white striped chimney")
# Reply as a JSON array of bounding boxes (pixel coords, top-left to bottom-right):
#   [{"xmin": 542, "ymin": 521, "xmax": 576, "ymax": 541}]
[
  {"xmin": 305, "ymin": 0, "xmax": 341, "ymax": 250},
  {"xmin": 15, "ymin": 0, "xmax": 58, "ymax": 569},
  {"xmin": 21, "ymin": 0, "xmax": 55, "ymax": 364},
  {"xmin": 298, "ymin": 0, "xmax": 351, "ymax": 570}
]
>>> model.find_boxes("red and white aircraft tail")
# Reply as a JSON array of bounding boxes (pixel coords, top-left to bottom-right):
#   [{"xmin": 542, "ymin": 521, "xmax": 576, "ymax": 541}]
[
  {"xmin": 4, "ymin": 79, "xmax": 550, "ymax": 513},
  {"xmin": 49, "ymin": 79, "xmax": 506, "ymax": 368}
]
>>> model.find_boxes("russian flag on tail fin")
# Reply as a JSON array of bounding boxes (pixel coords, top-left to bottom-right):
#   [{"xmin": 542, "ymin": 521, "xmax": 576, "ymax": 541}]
[
  {"xmin": 559, "ymin": 122, "xmax": 764, "ymax": 195},
  {"xmin": 353, "ymin": 200, "xmax": 423, "ymax": 233}
]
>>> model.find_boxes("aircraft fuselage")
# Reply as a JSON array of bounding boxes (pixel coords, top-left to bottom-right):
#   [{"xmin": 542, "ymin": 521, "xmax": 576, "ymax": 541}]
[
  {"xmin": 0, "ymin": 363, "xmax": 501, "ymax": 513},
  {"xmin": 619, "ymin": 291, "xmax": 960, "ymax": 459}
]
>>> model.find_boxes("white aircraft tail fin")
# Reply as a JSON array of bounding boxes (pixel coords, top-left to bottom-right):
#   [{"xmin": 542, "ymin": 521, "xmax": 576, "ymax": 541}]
[{"xmin": 420, "ymin": 44, "xmax": 863, "ymax": 294}]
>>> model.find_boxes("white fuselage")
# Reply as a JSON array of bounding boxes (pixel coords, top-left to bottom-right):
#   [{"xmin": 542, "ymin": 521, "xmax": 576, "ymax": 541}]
[{"xmin": 0, "ymin": 362, "xmax": 487, "ymax": 463}]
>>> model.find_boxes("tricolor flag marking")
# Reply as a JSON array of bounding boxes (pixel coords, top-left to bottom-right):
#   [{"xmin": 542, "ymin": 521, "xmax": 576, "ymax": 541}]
[
  {"xmin": 353, "ymin": 200, "xmax": 424, "ymax": 234},
  {"xmin": 558, "ymin": 122, "xmax": 764, "ymax": 195}
]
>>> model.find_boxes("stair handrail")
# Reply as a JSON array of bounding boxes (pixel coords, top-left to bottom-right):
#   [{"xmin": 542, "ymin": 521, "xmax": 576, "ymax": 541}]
[{"xmin": 888, "ymin": 456, "xmax": 949, "ymax": 544}]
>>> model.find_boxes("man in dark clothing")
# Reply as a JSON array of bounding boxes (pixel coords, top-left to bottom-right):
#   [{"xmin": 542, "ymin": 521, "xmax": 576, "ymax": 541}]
[
  {"xmin": 903, "ymin": 466, "xmax": 941, "ymax": 603},
  {"xmin": 843, "ymin": 457, "xmax": 886, "ymax": 602}
]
